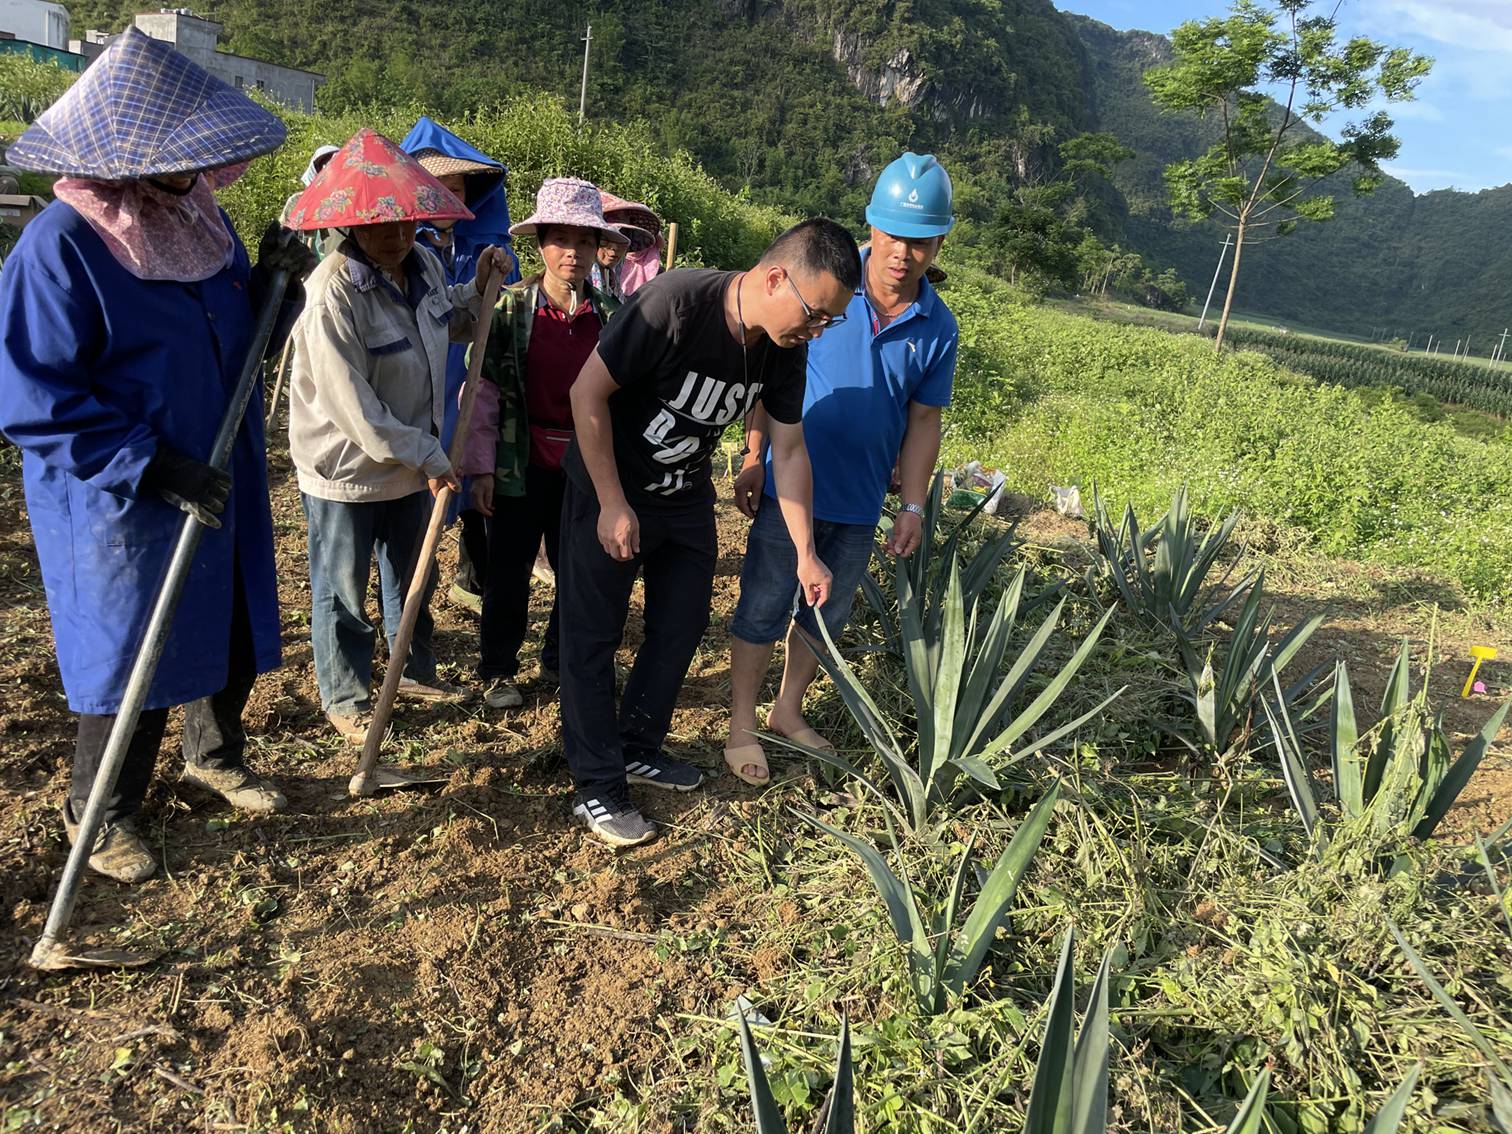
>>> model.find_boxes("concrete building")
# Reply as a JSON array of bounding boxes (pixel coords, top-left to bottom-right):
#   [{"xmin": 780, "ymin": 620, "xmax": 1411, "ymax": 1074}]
[
  {"xmin": 66, "ymin": 10, "xmax": 323, "ymax": 110},
  {"xmin": 0, "ymin": 0, "xmax": 68, "ymax": 49},
  {"xmin": 129, "ymin": 11, "xmax": 323, "ymax": 111}
]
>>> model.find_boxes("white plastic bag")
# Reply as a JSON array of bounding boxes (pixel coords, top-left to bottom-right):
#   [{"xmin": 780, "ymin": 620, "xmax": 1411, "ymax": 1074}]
[{"xmin": 1051, "ymin": 485, "xmax": 1084, "ymax": 518}]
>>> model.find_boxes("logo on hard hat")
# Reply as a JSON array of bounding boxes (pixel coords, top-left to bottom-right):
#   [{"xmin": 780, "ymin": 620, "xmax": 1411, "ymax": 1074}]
[{"xmin": 903, "ymin": 187, "xmax": 922, "ymax": 210}]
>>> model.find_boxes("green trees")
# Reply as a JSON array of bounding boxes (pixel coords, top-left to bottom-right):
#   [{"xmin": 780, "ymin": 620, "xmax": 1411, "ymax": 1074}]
[{"xmin": 1144, "ymin": 0, "xmax": 1432, "ymax": 351}]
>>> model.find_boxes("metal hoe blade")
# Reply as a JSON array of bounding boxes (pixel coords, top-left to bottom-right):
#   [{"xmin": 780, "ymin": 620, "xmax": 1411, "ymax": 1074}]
[{"xmin": 29, "ymin": 939, "xmax": 160, "ymax": 972}]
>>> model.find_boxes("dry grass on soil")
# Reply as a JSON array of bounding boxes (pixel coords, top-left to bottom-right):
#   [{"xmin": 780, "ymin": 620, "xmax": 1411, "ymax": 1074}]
[{"xmin": 1, "ymin": 457, "xmax": 1509, "ymax": 1132}]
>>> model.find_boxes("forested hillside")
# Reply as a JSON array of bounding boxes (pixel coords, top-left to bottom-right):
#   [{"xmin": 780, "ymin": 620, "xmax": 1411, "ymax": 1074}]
[{"xmin": 56, "ymin": 0, "xmax": 1512, "ymax": 341}]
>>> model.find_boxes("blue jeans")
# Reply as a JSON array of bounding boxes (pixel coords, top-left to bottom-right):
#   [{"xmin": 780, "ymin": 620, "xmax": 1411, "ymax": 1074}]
[
  {"xmin": 302, "ymin": 491, "xmax": 439, "ymax": 714},
  {"xmin": 730, "ymin": 499, "xmax": 877, "ymax": 645}
]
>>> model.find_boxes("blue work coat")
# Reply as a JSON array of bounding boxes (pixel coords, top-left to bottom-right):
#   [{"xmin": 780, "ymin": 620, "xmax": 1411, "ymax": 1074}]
[{"xmin": 0, "ymin": 201, "xmax": 282, "ymax": 714}]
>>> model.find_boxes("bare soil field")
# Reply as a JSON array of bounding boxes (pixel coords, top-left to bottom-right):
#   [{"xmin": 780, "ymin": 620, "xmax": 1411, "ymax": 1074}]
[{"xmin": 1, "ymin": 451, "xmax": 1507, "ymax": 1132}]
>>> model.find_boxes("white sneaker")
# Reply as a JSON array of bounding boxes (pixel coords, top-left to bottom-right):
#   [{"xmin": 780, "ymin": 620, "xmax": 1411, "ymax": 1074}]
[{"xmin": 483, "ymin": 678, "xmax": 523, "ymax": 709}]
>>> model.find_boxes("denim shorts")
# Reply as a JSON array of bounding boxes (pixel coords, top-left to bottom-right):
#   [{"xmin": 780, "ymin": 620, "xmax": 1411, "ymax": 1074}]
[{"xmin": 730, "ymin": 498, "xmax": 878, "ymax": 645}]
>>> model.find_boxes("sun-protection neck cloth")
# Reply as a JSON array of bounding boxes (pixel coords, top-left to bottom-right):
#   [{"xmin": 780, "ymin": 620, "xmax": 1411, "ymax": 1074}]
[
  {"xmin": 52, "ymin": 162, "xmax": 247, "ymax": 282},
  {"xmin": 7, "ymin": 26, "xmax": 286, "ymax": 179}
]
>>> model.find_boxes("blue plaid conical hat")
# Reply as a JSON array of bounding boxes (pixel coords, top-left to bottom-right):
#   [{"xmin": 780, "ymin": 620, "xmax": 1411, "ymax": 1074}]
[{"xmin": 8, "ymin": 26, "xmax": 286, "ymax": 178}]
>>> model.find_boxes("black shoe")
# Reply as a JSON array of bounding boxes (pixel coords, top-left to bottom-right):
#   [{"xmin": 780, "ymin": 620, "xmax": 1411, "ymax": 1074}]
[
  {"xmin": 573, "ymin": 794, "xmax": 657, "ymax": 847},
  {"xmin": 624, "ymin": 751, "xmax": 704, "ymax": 792}
]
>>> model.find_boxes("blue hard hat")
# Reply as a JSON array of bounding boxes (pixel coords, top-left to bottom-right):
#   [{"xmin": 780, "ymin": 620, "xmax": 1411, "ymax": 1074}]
[{"xmin": 865, "ymin": 152, "xmax": 954, "ymax": 239}]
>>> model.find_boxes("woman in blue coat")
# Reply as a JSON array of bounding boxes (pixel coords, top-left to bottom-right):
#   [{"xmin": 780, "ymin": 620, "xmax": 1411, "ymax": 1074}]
[{"xmin": 0, "ymin": 28, "xmax": 310, "ymax": 883}]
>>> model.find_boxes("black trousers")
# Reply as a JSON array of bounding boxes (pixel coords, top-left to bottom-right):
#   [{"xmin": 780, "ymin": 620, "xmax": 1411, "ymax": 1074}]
[
  {"xmin": 68, "ymin": 569, "xmax": 259, "ymax": 825},
  {"xmin": 480, "ymin": 466, "xmax": 565, "ymax": 680},
  {"xmin": 557, "ymin": 477, "xmax": 715, "ymax": 800},
  {"xmin": 455, "ymin": 508, "xmax": 489, "ymax": 597}
]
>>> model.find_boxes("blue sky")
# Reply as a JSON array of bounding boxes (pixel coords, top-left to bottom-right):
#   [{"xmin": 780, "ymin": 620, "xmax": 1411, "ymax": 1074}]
[{"xmin": 1062, "ymin": 0, "xmax": 1512, "ymax": 195}]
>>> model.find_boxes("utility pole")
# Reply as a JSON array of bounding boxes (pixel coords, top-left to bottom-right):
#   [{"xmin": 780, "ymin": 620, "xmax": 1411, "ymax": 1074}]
[
  {"xmin": 1196, "ymin": 233, "xmax": 1233, "ymax": 333},
  {"xmin": 578, "ymin": 23, "xmax": 593, "ymax": 126}
]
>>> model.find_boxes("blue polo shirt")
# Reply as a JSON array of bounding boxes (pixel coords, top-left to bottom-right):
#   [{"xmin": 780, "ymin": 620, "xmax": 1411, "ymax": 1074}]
[{"xmin": 764, "ymin": 248, "xmax": 958, "ymax": 525}]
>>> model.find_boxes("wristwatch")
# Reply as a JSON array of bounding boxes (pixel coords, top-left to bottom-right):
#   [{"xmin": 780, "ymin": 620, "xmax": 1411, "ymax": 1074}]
[{"xmin": 901, "ymin": 503, "xmax": 925, "ymax": 517}]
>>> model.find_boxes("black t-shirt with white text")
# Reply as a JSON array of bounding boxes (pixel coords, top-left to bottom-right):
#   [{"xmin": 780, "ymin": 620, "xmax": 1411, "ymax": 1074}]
[{"xmin": 563, "ymin": 269, "xmax": 807, "ymax": 507}]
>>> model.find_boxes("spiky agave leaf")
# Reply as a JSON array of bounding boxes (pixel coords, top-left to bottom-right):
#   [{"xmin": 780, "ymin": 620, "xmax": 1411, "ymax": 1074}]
[
  {"xmin": 1224, "ymin": 1070, "xmax": 1271, "ymax": 1134},
  {"xmin": 1024, "ymin": 929, "xmax": 1079, "ymax": 1134},
  {"xmin": 1332, "ymin": 661, "xmax": 1363, "ymax": 817},
  {"xmin": 942, "ymin": 783, "xmax": 1062, "ymax": 1000},
  {"xmin": 820, "ymin": 1015, "xmax": 855, "ymax": 1134},
  {"xmin": 1388, "ymin": 919, "xmax": 1512, "ymax": 1079},
  {"xmin": 1365, "ymin": 641, "xmax": 1413, "ymax": 802},
  {"xmin": 805, "ymin": 614, "xmax": 928, "ymax": 829},
  {"xmin": 1362, "ymin": 1065, "xmax": 1420, "ymax": 1134},
  {"xmin": 736, "ymin": 1012, "xmax": 856, "ymax": 1134},
  {"xmin": 1413, "ymin": 696, "xmax": 1512, "ymax": 840},
  {"xmin": 1023, "ymin": 923, "xmax": 1114, "ymax": 1134},
  {"xmin": 1069, "ymin": 948, "xmax": 1113, "ymax": 1134},
  {"xmin": 975, "ymin": 605, "xmax": 1121, "ymax": 764},
  {"xmin": 792, "ymin": 809, "xmax": 935, "ymax": 1011},
  {"xmin": 737, "ymin": 1009, "xmax": 788, "ymax": 1134},
  {"xmin": 1264, "ymin": 675, "xmax": 1320, "ymax": 849}
]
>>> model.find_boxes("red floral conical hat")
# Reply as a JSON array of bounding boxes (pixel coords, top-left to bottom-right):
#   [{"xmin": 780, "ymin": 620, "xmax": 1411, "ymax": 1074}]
[{"xmin": 285, "ymin": 128, "xmax": 474, "ymax": 231}]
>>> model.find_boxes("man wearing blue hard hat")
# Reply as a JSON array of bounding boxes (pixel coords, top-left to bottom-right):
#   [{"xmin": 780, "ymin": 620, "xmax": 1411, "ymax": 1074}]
[{"xmin": 724, "ymin": 152, "xmax": 959, "ymax": 785}]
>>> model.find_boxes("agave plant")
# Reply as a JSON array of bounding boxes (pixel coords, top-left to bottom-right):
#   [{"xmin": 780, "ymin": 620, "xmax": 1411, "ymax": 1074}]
[
  {"xmin": 1389, "ymin": 921, "xmax": 1508, "ymax": 1130},
  {"xmin": 1172, "ymin": 578, "xmax": 1324, "ymax": 755},
  {"xmin": 737, "ymin": 1010, "xmax": 853, "ymax": 1133},
  {"xmin": 1266, "ymin": 644, "xmax": 1512, "ymax": 852},
  {"xmin": 789, "ymin": 559, "xmax": 1119, "ymax": 831},
  {"xmin": 1023, "ymin": 925, "xmax": 1113, "ymax": 1134},
  {"xmin": 1221, "ymin": 1065, "xmax": 1419, "ymax": 1134},
  {"xmin": 1091, "ymin": 485, "xmax": 1256, "ymax": 634},
  {"xmin": 862, "ymin": 469, "xmax": 1022, "ymax": 651},
  {"xmin": 794, "ymin": 784, "xmax": 1060, "ymax": 1015}
]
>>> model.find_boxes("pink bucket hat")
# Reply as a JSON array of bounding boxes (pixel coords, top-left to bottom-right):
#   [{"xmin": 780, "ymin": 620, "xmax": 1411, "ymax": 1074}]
[
  {"xmin": 599, "ymin": 189, "xmax": 661, "ymax": 237},
  {"xmin": 509, "ymin": 178, "xmax": 629, "ymax": 247},
  {"xmin": 612, "ymin": 222, "xmax": 657, "ymax": 253}
]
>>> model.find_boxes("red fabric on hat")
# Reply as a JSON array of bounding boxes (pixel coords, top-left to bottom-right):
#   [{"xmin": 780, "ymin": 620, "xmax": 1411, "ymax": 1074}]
[{"xmin": 285, "ymin": 128, "xmax": 473, "ymax": 231}]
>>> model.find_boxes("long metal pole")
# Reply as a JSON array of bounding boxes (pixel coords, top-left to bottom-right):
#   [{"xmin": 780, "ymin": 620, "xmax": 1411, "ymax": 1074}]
[
  {"xmin": 1196, "ymin": 234, "xmax": 1232, "ymax": 333},
  {"xmin": 31, "ymin": 271, "xmax": 290, "ymax": 970},
  {"xmin": 578, "ymin": 24, "xmax": 592, "ymax": 125}
]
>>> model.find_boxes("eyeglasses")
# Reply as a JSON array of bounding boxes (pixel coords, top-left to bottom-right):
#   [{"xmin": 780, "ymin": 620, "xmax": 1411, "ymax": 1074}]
[{"xmin": 783, "ymin": 269, "xmax": 848, "ymax": 329}]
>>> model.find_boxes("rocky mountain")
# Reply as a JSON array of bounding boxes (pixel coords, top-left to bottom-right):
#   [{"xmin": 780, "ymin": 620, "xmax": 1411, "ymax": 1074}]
[{"xmin": 62, "ymin": 0, "xmax": 1509, "ymax": 340}]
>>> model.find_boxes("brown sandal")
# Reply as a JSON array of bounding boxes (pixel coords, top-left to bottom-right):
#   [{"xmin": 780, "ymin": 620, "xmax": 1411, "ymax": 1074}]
[{"xmin": 723, "ymin": 742, "xmax": 770, "ymax": 786}]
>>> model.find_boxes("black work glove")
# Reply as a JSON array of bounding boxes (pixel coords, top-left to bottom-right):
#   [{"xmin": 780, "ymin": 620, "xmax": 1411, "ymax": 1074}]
[
  {"xmin": 257, "ymin": 220, "xmax": 317, "ymax": 278},
  {"xmin": 140, "ymin": 447, "xmax": 231, "ymax": 529},
  {"xmin": 251, "ymin": 221, "xmax": 314, "ymax": 354}
]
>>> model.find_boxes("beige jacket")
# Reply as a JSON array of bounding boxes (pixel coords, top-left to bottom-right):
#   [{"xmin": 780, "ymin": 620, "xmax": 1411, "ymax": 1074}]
[{"xmin": 289, "ymin": 242, "xmax": 479, "ymax": 502}]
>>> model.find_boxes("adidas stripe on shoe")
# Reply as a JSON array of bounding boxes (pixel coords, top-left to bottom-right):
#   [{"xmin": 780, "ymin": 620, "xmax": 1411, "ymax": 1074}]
[
  {"xmin": 573, "ymin": 795, "xmax": 657, "ymax": 847},
  {"xmin": 624, "ymin": 752, "xmax": 704, "ymax": 792}
]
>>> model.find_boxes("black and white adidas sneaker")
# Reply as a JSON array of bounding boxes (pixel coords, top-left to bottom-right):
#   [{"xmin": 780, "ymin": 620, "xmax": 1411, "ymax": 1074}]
[
  {"xmin": 624, "ymin": 751, "xmax": 705, "ymax": 792},
  {"xmin": 573, "ymin": 795, "xmax": 657, "ymax": 847}
]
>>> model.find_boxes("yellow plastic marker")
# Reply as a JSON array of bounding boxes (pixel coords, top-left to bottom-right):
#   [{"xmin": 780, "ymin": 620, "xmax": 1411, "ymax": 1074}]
[{"xmin": 1462, "ymin": 645, "xmax": 1498, "ymax": 698}]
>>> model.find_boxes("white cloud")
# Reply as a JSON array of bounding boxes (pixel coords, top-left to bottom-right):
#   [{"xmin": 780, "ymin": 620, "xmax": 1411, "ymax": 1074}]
[
  {"xmin": 1381, "ymin": 162, "xmax": 1477, "ymax": 190},
  {"xmin": 1363, "ymin": 0, "xmax": 1512, "ymax": 54},
  {"xmin": 1389, "ymin": 100, "xmax": 1444, "ymax": 121}
]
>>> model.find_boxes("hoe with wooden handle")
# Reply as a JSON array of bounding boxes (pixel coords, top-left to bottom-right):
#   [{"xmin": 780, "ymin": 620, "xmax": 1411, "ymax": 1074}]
[{"xmin": 349, "ymin": 264, "xmax": 506, "ymax": 796}]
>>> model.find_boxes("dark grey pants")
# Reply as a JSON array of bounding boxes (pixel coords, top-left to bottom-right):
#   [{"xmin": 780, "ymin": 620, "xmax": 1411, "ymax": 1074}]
[
  {"xmin": 68, "ymin": 568, "xmax": 258, "ymax": 825},
  {"xmin": 557, "ymin": 478, "xmax": 715, "ymax": 802}
]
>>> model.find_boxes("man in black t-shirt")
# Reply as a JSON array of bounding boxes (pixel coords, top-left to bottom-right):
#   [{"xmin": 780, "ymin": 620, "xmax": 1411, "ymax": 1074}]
[{"xmin": 560, "ymin": 218, "xmax": 862, "ymax": 847}]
